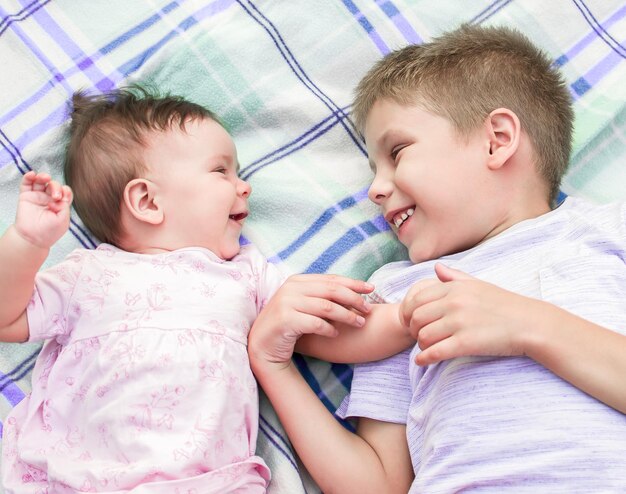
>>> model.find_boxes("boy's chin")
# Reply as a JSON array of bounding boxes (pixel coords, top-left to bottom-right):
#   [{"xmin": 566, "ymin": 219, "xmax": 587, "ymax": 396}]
[{"xmin": 407, "ymin": 244, "xmax": 438, "ymax": 264}]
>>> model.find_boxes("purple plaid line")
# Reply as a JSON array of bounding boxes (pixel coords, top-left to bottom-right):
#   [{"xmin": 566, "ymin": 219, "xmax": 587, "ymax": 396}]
[
  {"xmin": 470, "ymin": 0, "xmax": 513, "ymax": 25},
  {"xmin": 0, "ymin": 0, "xmax": 52, "ymax": 36},
  {"xmin": 341, "ymin": 0, "xmax": 390, "ymax": 54},
  {"xmin": 0, "ymin": 128, "xmax": 98, "ymax": 249},
  {"xmin": 554, "ymin": 5, "xmax": 626, "ymax": 67},
  {"xmin": 375, "ymin": 0, "xmax": 422, "ymax": 44},
  {"xmin": 18, "ymin": 4, "xmax": 117, "ymax": 91},
  {"xmin": 305, "ymin": 217, "xmax": 390, "ymax": 274},
  {"xmin": 237, "ymin": 0, "xmax": 366, "ymax": 157},
  {"xmin": 267, "ymin": 187, "xmax": 371, "ymax": 265},
  {"xmin": 241, "ymin": 105, "xmax": 361, "ymax": 181},
  {"xmin": 571, "ymin": 41, "xmax": 626, "ymax": 99},
  {"xmin": 258, "ymin": 414, "xmax": 298, "ymax": 470},
  {"xmin": 573, "ymin": 0, "xmax": 626, "ymax": 58},
  {"xmin": 0, "ymin": 0, "xmax": 236, "ymax": 165}
]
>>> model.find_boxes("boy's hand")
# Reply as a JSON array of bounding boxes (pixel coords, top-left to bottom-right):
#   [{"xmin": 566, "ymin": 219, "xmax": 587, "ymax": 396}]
[
  {"xmin": 249, "ymin": 274, "xmax": 373, "ymax": 369},
  {"xmin": 400, "ymin": 263, "xmax": 527, "ymax": 366},
  {"xmin": 15, "ymin": 171, "xmax": 73, "ymax": 249}
]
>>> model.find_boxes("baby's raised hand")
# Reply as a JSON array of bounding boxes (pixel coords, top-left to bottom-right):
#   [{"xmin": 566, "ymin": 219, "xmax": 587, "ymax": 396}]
[
  {"xmin": 400, "ymin": 263, "xmax": 528, "ymax": 366},
  {"xmin": 249, "ymin": 274, "xmax": 374, "ymax": 368},
  {"xmin": 15, "ymin": 171, "xmax": 73, "ymax": 249}
]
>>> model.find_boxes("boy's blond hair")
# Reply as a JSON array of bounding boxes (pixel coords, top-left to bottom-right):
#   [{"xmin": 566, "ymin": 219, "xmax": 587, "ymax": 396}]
[
  {"xmin": 64, "ymin": 86, "xmax": 218, "ymax": 246},
  {"xmin": 353, "ymin": 24, "xmax": 573, "ymax": 203}
]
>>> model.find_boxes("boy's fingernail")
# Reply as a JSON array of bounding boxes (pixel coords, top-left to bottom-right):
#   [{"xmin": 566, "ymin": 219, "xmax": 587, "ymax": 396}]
[
  {"xmin": 362, "ymin": 301, "xmax": 372, "ymax": 312},
  {"xmin": 356, "ymin": 315, "xmax": 365, "ymax": 326}
]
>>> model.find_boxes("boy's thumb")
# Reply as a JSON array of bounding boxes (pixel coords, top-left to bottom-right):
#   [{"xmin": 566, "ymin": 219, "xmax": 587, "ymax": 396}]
[{"xmin": 434, "ymin": 262, "xmax": 474, "ymax": 282}]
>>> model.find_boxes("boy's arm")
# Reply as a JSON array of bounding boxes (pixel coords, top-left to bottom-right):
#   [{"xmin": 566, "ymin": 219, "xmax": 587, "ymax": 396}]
[
  {"xmin": 0, "ymin": 172, "xmax": 72, "ymax": 342},
  {"xmin": 249, "ymin": 339, "xmax": 413, "ymax": 493},
  {"xmin": 295, "ymin": 302, "xmax": 415, "ymax": 363},
  {"xmin": 402, "ymin": 263, "xmax": 626, "ymax": 414}
]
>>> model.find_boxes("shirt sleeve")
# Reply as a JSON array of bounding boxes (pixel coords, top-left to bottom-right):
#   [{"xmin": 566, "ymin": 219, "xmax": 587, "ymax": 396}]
[
  {"xmin": 238, "ymin": 244, "xmax": 289, "ymax": 314},
  {"xmin": 336, "ymin": 348, "xmax": 412, "ymax": 424},
  {"xmin": 27, "ymin": 250, "xmax": 84, "ymax": 343}
]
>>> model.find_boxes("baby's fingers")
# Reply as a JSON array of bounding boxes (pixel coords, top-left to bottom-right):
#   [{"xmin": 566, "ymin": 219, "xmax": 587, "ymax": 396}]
[
  {"xmin": 20, "ymin": 171, "xmax": 51, "ymax": 192},
  {"xmin": 299, "ymin": 296, "xmax": 366, "ymax": 330},
  {"xmin": 288, "ymin": 274, "xmax": 374, "ymax": 315}
]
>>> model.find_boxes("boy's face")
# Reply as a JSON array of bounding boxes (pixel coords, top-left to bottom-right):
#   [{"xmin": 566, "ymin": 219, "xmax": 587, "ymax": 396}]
[
  {"xmin": 143, "ymin": 117, "xmax": 251, "ymax": 260},
  {"xmin": 365, "ymin": 99, "xmax": 500, "ymax": 263}
]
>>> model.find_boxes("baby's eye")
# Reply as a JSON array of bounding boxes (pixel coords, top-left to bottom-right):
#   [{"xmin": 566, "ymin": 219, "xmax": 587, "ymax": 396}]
[
  {"xmin": 390, "ymin": 146, "xmax": 404, "ymax": 162},
  {"xmin": 213, "ymin": 167, "xmax": 227, "ymax": 174}
]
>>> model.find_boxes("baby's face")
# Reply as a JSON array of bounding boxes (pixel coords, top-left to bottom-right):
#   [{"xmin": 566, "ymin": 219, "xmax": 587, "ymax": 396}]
[
  {"xmin": 364, "ymin": 99, "xmax": 503, "ymax": 263},
  {"xmin": 142, "ymin": 117, "xmax": 251, "ymax": 259}
]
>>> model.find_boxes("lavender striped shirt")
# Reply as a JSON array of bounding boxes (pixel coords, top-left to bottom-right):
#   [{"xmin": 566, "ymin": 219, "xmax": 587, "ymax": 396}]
[{"xmin": 338, "ymin": 197, "xmax": 626, "ymax": 493}]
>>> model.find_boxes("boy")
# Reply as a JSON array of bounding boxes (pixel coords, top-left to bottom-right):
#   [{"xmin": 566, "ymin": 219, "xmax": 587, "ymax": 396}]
[{"xmin": 249, "ymin": 24, "xmax": 626, "ymax": 493}]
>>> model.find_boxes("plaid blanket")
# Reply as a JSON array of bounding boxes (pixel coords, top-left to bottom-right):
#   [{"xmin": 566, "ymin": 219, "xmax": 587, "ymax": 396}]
[{"xmin": 0, "ymin": 1, "xmax": 624, "ymax": 492}]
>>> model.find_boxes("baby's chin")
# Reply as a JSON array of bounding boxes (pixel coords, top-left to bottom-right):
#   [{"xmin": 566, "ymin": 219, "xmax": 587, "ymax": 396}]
[{"xmin": 217, "ymin": 243, "xmax": 242, "ymax": 261}]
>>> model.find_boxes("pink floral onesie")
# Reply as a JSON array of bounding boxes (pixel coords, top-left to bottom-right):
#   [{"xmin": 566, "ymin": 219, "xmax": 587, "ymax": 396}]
[{"xmin": 1, "ymin": 243, "xmax": 285, "ymax": 493}]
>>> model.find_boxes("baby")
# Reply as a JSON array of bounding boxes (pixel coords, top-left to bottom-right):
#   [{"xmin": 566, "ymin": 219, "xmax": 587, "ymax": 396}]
[{"xmin": 0, "ymin": 87, "xmax": 374, "ymax": 492}]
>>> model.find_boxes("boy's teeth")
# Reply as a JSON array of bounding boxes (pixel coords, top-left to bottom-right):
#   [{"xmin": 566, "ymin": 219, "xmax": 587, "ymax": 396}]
[
  {"xmin": 393, "ymin": 208, "xmax": 415, "ymax": 228},
  {"xmin": 393, "ymin": 208, "xmax": 414, "ymax": 228}
]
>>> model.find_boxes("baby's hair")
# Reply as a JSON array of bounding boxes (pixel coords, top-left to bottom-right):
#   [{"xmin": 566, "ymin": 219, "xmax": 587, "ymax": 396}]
[
  {"xmin": 64, "ymin": 85, "xmax": 218, "ymax": 246},
  {"xmin": 353, "ymin": 24, "xmax": 574, "ymax": 204}
]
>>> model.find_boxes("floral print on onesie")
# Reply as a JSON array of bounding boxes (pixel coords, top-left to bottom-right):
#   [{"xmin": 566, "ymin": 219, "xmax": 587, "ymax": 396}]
[{"xmin": 1, "ymin": 244, "xmax": 285, "ymax": 493}]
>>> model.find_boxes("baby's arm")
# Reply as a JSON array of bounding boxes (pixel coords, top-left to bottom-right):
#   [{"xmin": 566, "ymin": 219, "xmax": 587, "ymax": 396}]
[
  {"xmin": 295, "ymin": 301, "xmax": 415, "ymax": 363},
  {"xmin": 0, "ymin": 172, "xmax": 72, "ymax": 342},
  {"xmin": 401, "ymin": 263, "xmax": 626, "ymax": 414},
  {"xmin": 249, "ymin": 290, "xmax": 414, "ymax": 493},
  {"xmin": 254, "ymin": 272, "xmax": 414, "ymax": 363}
]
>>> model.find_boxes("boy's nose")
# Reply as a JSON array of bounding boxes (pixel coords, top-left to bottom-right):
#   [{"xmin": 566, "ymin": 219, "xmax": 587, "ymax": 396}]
[{"xmin": 368, "ymin": 174, "xmax": 392, "ymax": 205}]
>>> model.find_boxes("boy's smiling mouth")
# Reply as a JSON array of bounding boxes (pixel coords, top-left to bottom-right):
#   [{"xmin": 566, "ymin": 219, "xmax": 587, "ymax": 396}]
[{"xmin": 389, "ymin": 207, "xmax": 415, "ymax": 229}]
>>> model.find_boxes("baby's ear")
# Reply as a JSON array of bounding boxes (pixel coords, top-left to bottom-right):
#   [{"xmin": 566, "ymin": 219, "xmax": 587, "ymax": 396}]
[
  {"xmin": 123, "ymin": 178, "xmax": 163, "ymax": 225},
  {"xmin": 485, "ymin": 108, "xmax": 520, "ymax": 170}
]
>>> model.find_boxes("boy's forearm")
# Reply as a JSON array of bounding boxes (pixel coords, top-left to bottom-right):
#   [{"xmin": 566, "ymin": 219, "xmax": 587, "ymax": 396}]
[
  {"xmin": 523, "ymin": 300, "xmax": 626, "ymax": 414},
  {"xmin": 251, "ymin": 357, "xmax": 410, "ymax": 493},
  {"xmin": 296, "ymin": 303, "xmax": 414, "ymax": 363},
  {"xmin": 0, "ymin": 226, "xmax": 47, "ymax": 327}
]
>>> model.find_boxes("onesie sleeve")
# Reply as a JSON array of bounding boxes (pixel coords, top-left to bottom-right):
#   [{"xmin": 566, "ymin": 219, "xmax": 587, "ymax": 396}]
[
  {"xmin": 235, "ymin": 244, "xmax": 289, "ymax": 314},
  {"xmin": 27, "ymin": 250, "xmax": 85, "ymax": 343},
  {"xmin": 336, "ymin": 348, "xmax": 412, "ymax": 424}
]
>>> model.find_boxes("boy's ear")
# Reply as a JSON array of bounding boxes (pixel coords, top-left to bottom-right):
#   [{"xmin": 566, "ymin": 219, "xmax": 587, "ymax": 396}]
[
  {"xmin": 485, "ymin": 108, "xmax": 520, "ymax": 170},
  {"xmin": 123, "ymin": 178, "xmax": 163, "ymax": 225}
]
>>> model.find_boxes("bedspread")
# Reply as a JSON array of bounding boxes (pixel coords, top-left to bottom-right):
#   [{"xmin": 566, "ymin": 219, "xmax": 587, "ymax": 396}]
[{"xmin": 0, "ymin": 1, "xmax": 625, "ymax": 492}]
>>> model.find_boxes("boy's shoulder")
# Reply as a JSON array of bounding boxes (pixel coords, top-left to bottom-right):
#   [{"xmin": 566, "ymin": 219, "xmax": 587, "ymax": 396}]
[{"xmin": 550, "ymin": 196, "xmax": 625, "ymax": 237}]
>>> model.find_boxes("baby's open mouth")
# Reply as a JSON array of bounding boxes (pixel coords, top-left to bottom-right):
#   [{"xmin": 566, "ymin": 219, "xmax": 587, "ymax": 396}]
[{"xmin": 229, "ymin": 212, "xmax": 248, "ymax": 222}]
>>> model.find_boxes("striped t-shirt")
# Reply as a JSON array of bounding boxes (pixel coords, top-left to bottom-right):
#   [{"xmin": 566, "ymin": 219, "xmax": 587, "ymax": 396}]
[{"xmin": 339, "ymin": 197, "xmax": 626, "ymax": 493}]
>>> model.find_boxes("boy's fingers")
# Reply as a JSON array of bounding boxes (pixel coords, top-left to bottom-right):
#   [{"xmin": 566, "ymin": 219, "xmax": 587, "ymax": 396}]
[
  {"xmin": 415, "ymin": 336, "xmax": 457, "ymax": 366},
  {"xmin": 400, "ymin": 279, "xmax": 444, "ymax": 325},
  {"xmin": 408, "ymin": 303, "xmax": 445, "ymax": 343},
  {"xmin": 434, "ymin": 263, "xmax": 474, "ymax": 282},
  {"xmin": 412, "ymin": 317, "xmax": 449, "ymax": 349}
]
